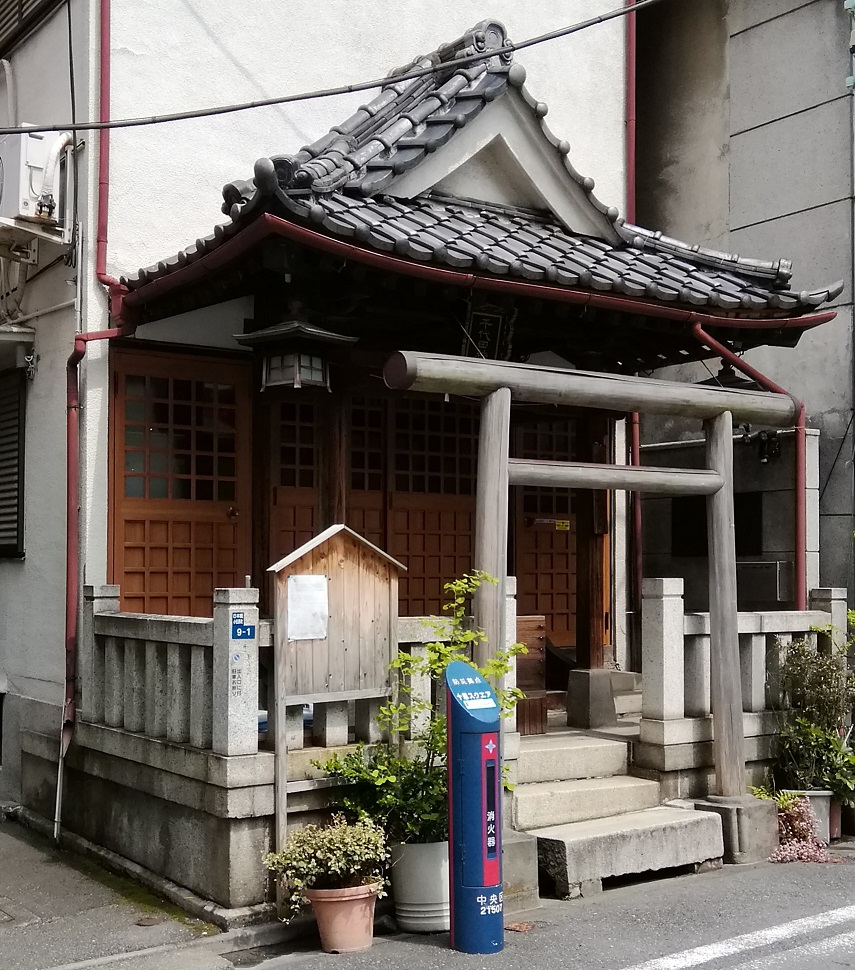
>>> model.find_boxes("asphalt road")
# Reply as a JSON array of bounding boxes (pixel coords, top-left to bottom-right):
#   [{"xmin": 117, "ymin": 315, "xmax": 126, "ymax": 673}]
[{"xmin": 224, "ymin": 844, "xmax": 855, "ymax": 970}]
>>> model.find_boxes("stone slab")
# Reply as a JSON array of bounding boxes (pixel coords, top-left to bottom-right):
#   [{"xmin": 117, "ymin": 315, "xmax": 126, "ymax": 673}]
[
  {"xmin": 639, "ymin": 712, "xmax": 778, "ymax": 746},
  {"xmin": 533, "ymin": 806, "xmax": 724, "ymax": 897}
]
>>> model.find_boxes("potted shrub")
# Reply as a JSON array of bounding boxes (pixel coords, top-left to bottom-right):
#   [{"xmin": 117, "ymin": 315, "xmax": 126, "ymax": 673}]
[
  {"xmin": 263, "ymin": 814, "xmax": 389, "ymax": 953},
  {"xmin": 770, "ymin": 630, "xmax": 855, "ymax": 840},
  {"xmin": 320, "ymin": 571, "xmax": 524, "ymax": 933}
]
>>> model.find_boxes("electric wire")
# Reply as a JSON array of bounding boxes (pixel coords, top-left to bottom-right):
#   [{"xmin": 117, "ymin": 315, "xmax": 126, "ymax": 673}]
[{"xmin": 0, "ymin": 0, "xmax": 665, "ymax": 137}]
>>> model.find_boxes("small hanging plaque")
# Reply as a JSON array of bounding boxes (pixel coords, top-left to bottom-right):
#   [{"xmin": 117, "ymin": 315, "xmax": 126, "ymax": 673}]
[{"xmin": 287, "ymin": 574, "xmax": 330, "ymax": 641}]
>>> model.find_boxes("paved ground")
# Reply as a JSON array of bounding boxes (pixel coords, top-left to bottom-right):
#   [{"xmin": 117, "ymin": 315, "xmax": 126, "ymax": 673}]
[
  {"xmin": 7, "ymin": 819, "xmax": 855, "ymax": 969},
  {"xmin": 223, "ymin": 844, "xmax": 855, "ymax": 970},
  {"xmin": 0, "ymin": 813, "xmax": 217, "ymax": 970}
]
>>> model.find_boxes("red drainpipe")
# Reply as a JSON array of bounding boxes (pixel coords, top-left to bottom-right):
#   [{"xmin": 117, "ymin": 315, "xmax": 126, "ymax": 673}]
[
  {"xmin": 96, "ymin": 0, "xmax": 127, "ymax": 313},
  {"xmin": 57, "ymin": 0, "xmax": 129, "ymax": 840},
  {"xmin": 691, "ymin": 322, "xmax": 807, "ymax": 611},
  {"xmin": 625, "ymin": 0, "xmax": 644, "ymax": 666}
]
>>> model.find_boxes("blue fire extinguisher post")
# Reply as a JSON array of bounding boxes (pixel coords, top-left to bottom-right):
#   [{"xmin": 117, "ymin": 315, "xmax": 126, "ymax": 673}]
[{"xmin": 445, "ymin": 659, "xmax": 504, "ymax": 955}]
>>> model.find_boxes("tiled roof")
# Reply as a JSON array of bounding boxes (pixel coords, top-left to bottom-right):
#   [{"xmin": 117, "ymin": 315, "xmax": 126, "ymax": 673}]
[{"xmin": 122, "ymin": 20, "xmax": 843, "ymax": 316}]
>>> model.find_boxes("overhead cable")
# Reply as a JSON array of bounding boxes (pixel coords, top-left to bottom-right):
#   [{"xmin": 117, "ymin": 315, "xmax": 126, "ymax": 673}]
[{"xmin": 0, "ymin": 0, "xmax": 665, "ymax": 137}]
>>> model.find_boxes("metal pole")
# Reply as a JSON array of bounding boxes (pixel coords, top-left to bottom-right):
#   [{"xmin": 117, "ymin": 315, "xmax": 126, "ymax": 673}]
[{"xmin": 704, "ymin": 410, "xmax": 746, "ymax": 797}]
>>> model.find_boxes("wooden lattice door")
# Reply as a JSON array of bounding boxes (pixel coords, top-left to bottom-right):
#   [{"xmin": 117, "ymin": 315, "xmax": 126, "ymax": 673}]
[
  {"xmin": 513, "ymin": 418, "xmax": 578, "ymax": 645},
  {"xmin": 270, "ymin": 399, "xmax": 319, "ymax": 564},
  {"xmin": 347, "ymin": 395, "xmax": 478, "ymax": 617},
  {"xmin": 111, "ymin": 349, "xmax": 252, "ymax": 616}
]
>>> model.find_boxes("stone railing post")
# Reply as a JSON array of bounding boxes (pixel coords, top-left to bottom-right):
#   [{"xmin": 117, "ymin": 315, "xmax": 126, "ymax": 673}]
[
  {"xmin": 80, "ymin": 585, "xmax": 120, "ymax": 724},
  {"xmin": 503, "ymin": 576, "xmax": 520, "ymax": 761},
  {"xmin": 212, "ymin": 588, "xmax": 259, "ymax": 756},
  {"xmin": 641, "ymin": 578, "xmax": 685, "ymax": 722},
  {"xmin": 809, "ymin": 588, "xmax": 848, "ymax": 655}
]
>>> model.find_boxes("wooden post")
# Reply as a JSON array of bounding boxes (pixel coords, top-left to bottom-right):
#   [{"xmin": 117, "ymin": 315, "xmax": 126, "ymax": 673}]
[
  {"xmin": 473, "ymin": 387, "xmax": 511, "ymax": 667},
  {"xmin": 575, "ymin": 416, "xmax": 609, "ymax": 669},
  {"xmin": 273, "ymin": 571, "xmax": 289, "ymax": 862},
  {"xmin": 704, "ymin": 410, "xmax": 746, "ymax": 797}
]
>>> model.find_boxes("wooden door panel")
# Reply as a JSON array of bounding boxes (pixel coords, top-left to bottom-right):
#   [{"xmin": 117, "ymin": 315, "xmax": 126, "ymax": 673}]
[
  {"xmin": 389, "ymin": 493, "xmax": 474, "ymax": 616},
  {"xmin": 111, "ymin": 350, "xmax": 252, "ymax": 617}
]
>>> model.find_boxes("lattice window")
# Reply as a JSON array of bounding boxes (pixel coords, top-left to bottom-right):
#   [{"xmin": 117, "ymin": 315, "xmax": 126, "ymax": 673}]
[
  {"xmin": 350, "ymin": 398, "xmax": 385, "ymax": 492},
  {"xmin": 123, "ymin": 375, "xmax": 238, "ymax": 502},
  {"xmin": 279, "ymin": 401, "xmax": 317, "ymax": 488},
  {"xmin": 516, "ymin": 419, "xmax": 577, "ymax": 517},
  {"xmin": 393, "ymin": 398, "xmax": 479, "ymax": 495}
]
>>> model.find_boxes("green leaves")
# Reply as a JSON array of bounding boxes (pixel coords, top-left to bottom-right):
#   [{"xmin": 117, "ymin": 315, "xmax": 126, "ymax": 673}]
[
  {"xmin": 318, "ymin": 744, "xmax": 449, "ymax": 844},
  {"xmin": 319, "ymin": 571, "xmax": 526, "ymax": 845},
  {"xmin": 263, "ymin": 814, "xmax": 389, "ymax": 918}
]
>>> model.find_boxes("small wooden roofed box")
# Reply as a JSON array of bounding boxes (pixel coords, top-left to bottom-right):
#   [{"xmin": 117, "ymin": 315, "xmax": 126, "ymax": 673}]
[{"xmin": 267, "ymin": 524, "xmax": 406, "ymax": 707}]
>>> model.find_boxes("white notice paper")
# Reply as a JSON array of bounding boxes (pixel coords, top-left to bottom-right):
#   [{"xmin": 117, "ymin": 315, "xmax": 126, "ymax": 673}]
[{"xmin": 287, "ymin": 575, "xmax": 329, "ymax": 641}]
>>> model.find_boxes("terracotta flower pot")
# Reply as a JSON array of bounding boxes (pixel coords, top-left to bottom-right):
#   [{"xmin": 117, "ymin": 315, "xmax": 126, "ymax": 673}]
[{"xmin": 306, "ymin": 883, "xmax": 380, "ymax": 954}]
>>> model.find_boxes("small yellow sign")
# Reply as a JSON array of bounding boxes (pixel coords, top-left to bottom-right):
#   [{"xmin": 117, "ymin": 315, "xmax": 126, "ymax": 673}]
[{"xmin": 555, "ymin": 520, "xmax": 570, "ymax": 531}]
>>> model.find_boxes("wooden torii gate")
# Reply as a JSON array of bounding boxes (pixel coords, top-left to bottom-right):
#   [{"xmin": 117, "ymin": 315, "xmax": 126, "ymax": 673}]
[{"xmin": 383, "ymin": 351, "xmax": 799, "ymax": 801}]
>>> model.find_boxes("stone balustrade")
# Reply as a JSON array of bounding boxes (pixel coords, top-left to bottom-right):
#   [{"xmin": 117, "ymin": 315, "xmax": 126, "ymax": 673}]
[
  {"xmin": 81, "ymin": 586, "xmax": 260, "ymax": 756},
  {"xmin": 638, "ymin": 578, "xmax": 848, "ymax": 797},
  {"xmin": 82, "ymin": 579, "xmax": 519, "ymax": 757}
]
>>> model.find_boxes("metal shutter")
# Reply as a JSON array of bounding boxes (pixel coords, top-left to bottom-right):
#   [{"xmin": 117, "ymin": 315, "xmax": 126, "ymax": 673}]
[{"xmin": 0, "ymin": 369, "xmax": 24, "ymax": 557}]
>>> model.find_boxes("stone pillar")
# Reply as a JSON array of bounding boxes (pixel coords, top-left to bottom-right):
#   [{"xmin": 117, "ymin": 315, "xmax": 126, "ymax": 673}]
[
  {"xmin": 504, "ymin": 577, "xmax": 520, "ymax": 761},
  {"xmin": 809, "ymin": 588, "xmax": 848, "ymax": 655},
  {"xmin": 739, "ymin": 633, "xmax": 767, "ymax": 713},
  {"xmin": 683, "ymin": 635, "xmax": 711, "ymax": 717},
  {"xmin": 313, "ymin": 701, "xmax": 349, "ymax": 747},
  {"xmin": 80, "ymin": 585, "xmax": 120, "ymax": 724},
  {"xmin": 641, "ymin": 578, "xmax": 685, "ymax": 722},
  {"xmin": 212, "ymin": 588, "xmax": 260, "ymax": 756}
]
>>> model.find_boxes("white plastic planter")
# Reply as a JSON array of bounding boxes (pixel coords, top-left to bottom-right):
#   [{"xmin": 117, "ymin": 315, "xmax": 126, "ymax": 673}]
[
  {"xmin": 783, "ymin": 789, "xmax": 832, "ymax": 843},
  {"xmin": 390, "ymin": 841, "xmax": 450, "ymax": 932}
]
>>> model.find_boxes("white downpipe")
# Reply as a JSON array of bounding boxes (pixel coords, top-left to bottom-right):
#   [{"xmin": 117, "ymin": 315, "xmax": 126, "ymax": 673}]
[
  {"xmin": 1, "ymin": 59, "xmax": 16, "ymax": 125},
  {"xmin": 39, "ymin": 131, "xmax": 73, "ymax": 211},
  {"xmin": 9, "ymin": 299, "xmax": 75, "ymax": 325}
]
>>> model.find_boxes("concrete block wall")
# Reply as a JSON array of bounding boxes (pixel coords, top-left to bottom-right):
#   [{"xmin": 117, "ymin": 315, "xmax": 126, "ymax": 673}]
[{"xmin": 636, "ymin": 0, "xmax": 855, "ymax": 602}]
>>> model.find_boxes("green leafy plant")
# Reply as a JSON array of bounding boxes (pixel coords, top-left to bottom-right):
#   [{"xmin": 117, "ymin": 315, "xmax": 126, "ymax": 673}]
[
  {"xmin": 319, "ymin": 571, "xmax": 526, "ymax": 844},
  {"xmin": 765, "ymin": 628, "xmax": 855, "ymax": 804},
  {"xmin": 773, "ymin": 716, "xmax": 855, "ymax": 804},
  {"xmin": 263, "ymin": 814, "xmax": 389, "ymax": 918},
  {"xmin": 774, "ymin": 633, "xmax": 855, "ymax": 733},
  {"xmin": 319, "ymin": 744, "xmax": 448, "ymax": 844}
]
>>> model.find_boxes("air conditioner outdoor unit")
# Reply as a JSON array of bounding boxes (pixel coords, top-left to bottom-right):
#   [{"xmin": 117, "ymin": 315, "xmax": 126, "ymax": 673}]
[{"xmin": 0, "ymin": 129, "xmax": 73, "ymax": 256}]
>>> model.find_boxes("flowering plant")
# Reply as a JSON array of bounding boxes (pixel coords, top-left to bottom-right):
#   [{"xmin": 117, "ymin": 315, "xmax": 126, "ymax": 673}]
[
  {"xmin": 752, "ymin": 788, "xmax": 835, "ymax": 863},
  {"xmin": 263, "ymin": 814, "xmax": 389, "ymax": 917}
]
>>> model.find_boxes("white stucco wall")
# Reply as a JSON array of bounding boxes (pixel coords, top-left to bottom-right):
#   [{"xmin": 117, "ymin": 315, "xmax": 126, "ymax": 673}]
[
  {"xmin": 0, "ymin": 0, "xmax": 99, "ymax": 797},
  {"xmin": 106, "ymin": 1, "xmax": 627, "ymax": 278}
]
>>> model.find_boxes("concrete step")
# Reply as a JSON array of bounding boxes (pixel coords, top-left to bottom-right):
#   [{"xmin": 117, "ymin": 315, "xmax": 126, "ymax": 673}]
[
  {"xmin": 502, "ymin": 828, "xmax": 541, "ymax": 915},
  {"xmin": 517, "ymin": 734, "xmax": 627, "ymax": 785},
  {"xmin": 614, "ymin": 689, "xmax": 642, "ymax": 715},
  {"xmin": 530, "ymin": 806, "xmax": 724, "ymax": 898},
  {"xmin": 512, "ymin": 775, "xmax": 661, "ymax": 831}
]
